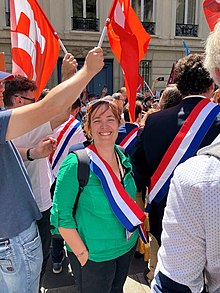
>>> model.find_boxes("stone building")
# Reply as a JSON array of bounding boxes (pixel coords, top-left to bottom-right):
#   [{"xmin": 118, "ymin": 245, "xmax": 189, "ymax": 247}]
[{"xmin": 0, "ymin": 0, "xmax": 210, "ymax": 96}]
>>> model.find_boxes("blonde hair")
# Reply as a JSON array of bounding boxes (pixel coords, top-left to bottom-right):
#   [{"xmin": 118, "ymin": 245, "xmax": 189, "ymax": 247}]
[{"xmin": 205, "ymin": 22, "xmax": 220, "ymax": 86}]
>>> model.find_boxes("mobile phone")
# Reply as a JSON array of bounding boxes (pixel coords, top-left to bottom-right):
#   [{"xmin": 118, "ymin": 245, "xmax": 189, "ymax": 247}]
[{"xmin": 157, "ymin": 77, "xmax": 164, "ymax": 81}]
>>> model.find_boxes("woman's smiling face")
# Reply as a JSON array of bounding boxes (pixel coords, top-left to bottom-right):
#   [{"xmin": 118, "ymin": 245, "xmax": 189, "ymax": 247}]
[{"xmin": 90, "ymin": 104, "xmax": 119, "ymax": 145}]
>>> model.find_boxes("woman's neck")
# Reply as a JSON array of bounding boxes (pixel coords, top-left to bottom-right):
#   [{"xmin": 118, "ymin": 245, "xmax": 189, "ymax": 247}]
[{"xmin": 94, "ymin": 142, "xmax": 115, "ymax": 161}]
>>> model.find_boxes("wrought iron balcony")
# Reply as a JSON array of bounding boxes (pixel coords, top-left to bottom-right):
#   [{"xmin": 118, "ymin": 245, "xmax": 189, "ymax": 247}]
[
  {"xmin": 141, "ymin": 22, "xmax": 155, "ymax": 35},
  {"xmin": 71, "ymin": 17, "xmax": 99, "ymax": 32},
  {"xmin": 176, "ymin": 24, "xmax": 198, "ymax": 37}
]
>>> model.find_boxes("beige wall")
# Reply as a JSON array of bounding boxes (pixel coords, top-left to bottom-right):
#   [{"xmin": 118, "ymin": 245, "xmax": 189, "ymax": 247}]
[{"xmin": 0, "ymin": 0, "xmax": 210, "ymax": 92}]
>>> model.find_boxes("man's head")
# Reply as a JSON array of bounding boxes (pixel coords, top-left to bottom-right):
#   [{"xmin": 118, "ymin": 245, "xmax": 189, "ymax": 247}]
[
  {"xmin": 3, "ymin": 75, "xmax": 37, "ymax": 109},
  {"xmin": 123, "ymin": 101, "xmax": 143, "ymax": 123},
  {"xmin": 118, "ymin": 86, "xmax": 127, "ymax": 100},
  {"xmin": 71, "ymin": 98, "xmax": 82, "ymax": 117},
  {"xmin": 112, "ymin": 92, "xmax": 125, "ymax": 113},
  {"xmin": 174, "ymin": 54, "xmax": 213, "ymax": 98},
  {"xmin": 0, "ymin": 71, "xmax": 14, "ymax": 108}
]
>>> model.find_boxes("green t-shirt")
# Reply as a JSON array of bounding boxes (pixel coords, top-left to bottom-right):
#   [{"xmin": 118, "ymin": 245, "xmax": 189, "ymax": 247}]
[{"xmin": 51, "ymin": 145, "xmax": 138, "ymax": 262}]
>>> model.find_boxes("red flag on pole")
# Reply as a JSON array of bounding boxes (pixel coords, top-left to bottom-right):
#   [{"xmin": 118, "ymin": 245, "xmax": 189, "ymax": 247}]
[
  {"xmin": 10, "ymin": 0, "xmax": 60, "ymax": 99},
  {"xmin": 106, "ymin": 0, "xmax": 151, "ymax": 121},
  {"xmin": 203, "ymin": 0, "xmax": 220, "ymax": 31}
]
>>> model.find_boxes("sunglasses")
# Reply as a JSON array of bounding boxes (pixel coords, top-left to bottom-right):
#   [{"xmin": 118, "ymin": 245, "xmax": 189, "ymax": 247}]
[
  {"xmin": 88, "ymin": 97, "xmax": 113, "ymax": 107},
  {"xmin": 14, "ymin": 94, "xmax": 35, "ymax": 103}
]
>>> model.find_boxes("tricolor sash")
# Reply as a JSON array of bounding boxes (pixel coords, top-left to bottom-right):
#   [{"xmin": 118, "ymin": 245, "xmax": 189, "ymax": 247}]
[
  {"xmin": 148, "ymin": 99, "xmax": 220, "ymax": 206},
  {"xmin": 119, "ymin": 126, "xmax": 141, "ymax": 154},
  {"xmin": 85, "ymin": 144, "xmax": 147, "ymax": 242},
  {"xmin": 50, "ymin": 117, "xmax": 81, "ymax": 172}
]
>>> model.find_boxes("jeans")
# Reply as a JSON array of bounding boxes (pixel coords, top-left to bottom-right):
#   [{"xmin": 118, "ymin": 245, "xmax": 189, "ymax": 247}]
[
  {"xmin": 0, "ymin": 221, "xmax": 43, "ymax": 293},
  {"xmin": 68, "ymin": 244, "xmax": 136, "ymax": 293}
]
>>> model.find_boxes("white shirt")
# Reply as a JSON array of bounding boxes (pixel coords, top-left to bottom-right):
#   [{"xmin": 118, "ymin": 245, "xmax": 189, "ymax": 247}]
[
  {"xmin": 51, "ymin": 116, "xmax": 86, "ymax": 180},
  {"xmin": 154, "ymin": 137, "xmax": 220, "ymax": 293},
  {"xmin": 13, "ymin": 122, "xmax": 53, "ymax": 212}
]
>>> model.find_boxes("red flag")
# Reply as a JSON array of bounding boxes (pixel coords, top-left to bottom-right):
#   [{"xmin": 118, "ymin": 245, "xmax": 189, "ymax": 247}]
[
  {"xmin": 137, "ymin": 73, "xmax": 144, "ymax": 92},
  {"xmin": 10, "ymin": 0, "xmax": 60, "ymax": 99},
  {"xmin": 203, "ymin": 0, "xmax": 220, "ymax": 31},
  {"xmin": 107, "ymin": 0, "xmax": 151, "ymax": 121}
]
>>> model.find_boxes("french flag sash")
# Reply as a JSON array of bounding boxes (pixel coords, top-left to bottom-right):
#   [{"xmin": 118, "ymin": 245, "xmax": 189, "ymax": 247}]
[
  {"xmin": 119, "ymin": 126, "xmax": 140, "ymax": 154},
  {"xmin": 147, "ymin": 99, "xmax": 220, "ymax": 206},
  {"xmin": 49, "ymin": 117, "xmax": 81, "ymax": 171},
  {"xmin": 85, "ymin": 144, "xmax": 147, "ymax": 243}
]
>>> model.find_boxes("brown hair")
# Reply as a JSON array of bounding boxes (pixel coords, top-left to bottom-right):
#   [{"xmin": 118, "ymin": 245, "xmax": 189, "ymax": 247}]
[
  {"xmin": 84, "ymin": 99, "xmax": 121, "ymax": 139},
  {"xmin": 3, "ymin": 75, "xmax": 37, "ymax": 107}
]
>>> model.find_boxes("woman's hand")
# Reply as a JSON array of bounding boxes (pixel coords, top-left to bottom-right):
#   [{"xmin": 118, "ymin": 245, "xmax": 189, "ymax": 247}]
[{"xmin": 77, "ymin": 249, "xmax": 89, "ymax": 267}]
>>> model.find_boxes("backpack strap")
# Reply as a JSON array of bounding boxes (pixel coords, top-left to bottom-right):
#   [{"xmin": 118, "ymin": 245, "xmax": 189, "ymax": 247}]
[{"xmin": 72, "ymin": 149, "xmax": 90, "ymax": 216}]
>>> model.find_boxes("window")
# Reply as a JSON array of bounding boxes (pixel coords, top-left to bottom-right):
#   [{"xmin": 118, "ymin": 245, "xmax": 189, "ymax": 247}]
[
  {"xmin": 5, "ymin": 0, "xmax": 10, "ymax": 27},
  {"xmin": 139, "ymin": 60, "xmax": 151, "ymax": 93},
  {"xmin": 72, "ymin": 0, "xmax": 99, "ymax": 31},
  {"xmin": 131, "ymin": 0, "xmax": 155, "ymax": 35},
  {"xmin": 176, "ymin": 0, "xmax": 199, "ymax": 37}
]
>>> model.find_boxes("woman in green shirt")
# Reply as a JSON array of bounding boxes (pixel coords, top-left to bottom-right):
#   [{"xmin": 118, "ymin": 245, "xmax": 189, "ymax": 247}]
[{"xmin": 51, "ymin": 99, "xmax": 139, "ymax": 292}]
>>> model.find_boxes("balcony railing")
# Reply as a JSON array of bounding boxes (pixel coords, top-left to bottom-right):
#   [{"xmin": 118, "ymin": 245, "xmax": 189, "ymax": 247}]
[
  {"xmin": 71, "ymin": 17, "xmax": 99, "ymax": 32},
  {"xmin": 176, "ymin": 24, "xmax": 198, "ymax": 37},
  {"xmin": 141, "ymin": 22, "xmax": 155, "ymax": 35}
]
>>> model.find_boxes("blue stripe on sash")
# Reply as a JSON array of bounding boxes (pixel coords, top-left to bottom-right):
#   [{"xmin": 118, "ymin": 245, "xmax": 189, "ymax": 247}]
[
  {"xmin": 90, "ymin": 160, "xmax": 137, "ymax": 232},
  {"xmin": 52, "ymin": 121, "xmax": 81, "ymax": 170},
  {"xmin": 151, "ymin": 105, "xmax": 220, "ymax": 204}
]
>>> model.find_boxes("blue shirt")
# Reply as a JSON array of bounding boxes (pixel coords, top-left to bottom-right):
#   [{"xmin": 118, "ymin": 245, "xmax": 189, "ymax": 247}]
[{"xmin": 0, "ymin": 110, "xmax": 41, "ymax": 238}]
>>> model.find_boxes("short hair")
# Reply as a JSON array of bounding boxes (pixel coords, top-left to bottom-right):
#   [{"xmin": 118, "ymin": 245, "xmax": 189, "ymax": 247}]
[
  {"xmin": 159, "ymin": 85, "xmax": 182, "ymax": 110},
  {"xmin": 136, "ymin": 93, "xmax": 145, "ymax": 103},
  {"xmin": 174, "ymin": 54, "xmax": 213, "ymax": 96},
  {"xmin": 123, "ymin": 101, "xmax": 143, "ymax": 122},
  {"xmin": 117, "ymin": 86, "xmax": 126, "ymax": 94},
  {"xmin": 71, "ymin": 98, "xmax": 81, "ymax": 110},
  {"xmin": 112, "ymin": 92, "xmax": 122, "ymax": 100},
  {"xmin": 3, "ymin": 75, "xmax": 37, "ymax": 107},
  {"xmin": 83, "ymin": 99, "xmax": 121, "ymax": 139}
]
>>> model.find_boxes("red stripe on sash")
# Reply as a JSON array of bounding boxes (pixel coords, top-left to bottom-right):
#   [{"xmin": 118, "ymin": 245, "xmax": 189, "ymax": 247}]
[
  {"xmin": 88, "ymin": 144, "xmax": 146, "ymax": 222},
  {"xmin": 119, "ymin": 127, "xmax": 139, "ymax": 147},
  {"xmin": 149, "ymin": 99, "xmax": 210, "ymax": 191}
]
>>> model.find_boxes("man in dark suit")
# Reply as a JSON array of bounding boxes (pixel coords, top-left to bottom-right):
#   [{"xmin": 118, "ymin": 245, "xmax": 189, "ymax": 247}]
[{"xmin": 132, "ymin": 53, "xmax": 220, "ymax": 246}]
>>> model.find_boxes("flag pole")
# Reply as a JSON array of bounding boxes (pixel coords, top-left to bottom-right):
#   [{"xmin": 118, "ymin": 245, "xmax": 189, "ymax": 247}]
[
  {"xmin": 144, "ymin": 80, "xmax": 154, "ymax": 97},
  {"xmin": 58, "ymin": 39, "xmax": 68, "ymax": 54},
  {"xmin": 98, "ymin": 18, "xmax": 110, "ymax": 48}
]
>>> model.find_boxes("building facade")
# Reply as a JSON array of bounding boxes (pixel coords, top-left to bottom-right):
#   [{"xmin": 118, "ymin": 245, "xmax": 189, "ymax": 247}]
[{"xmin": 0, "ymin": 0, "xmax": 210, "ymax": 96}]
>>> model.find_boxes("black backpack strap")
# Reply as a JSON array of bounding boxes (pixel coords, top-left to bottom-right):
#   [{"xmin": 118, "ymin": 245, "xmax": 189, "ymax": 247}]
[{"xmin": 72, "ymin": 149, "xmax": 90, "ymax": 216}]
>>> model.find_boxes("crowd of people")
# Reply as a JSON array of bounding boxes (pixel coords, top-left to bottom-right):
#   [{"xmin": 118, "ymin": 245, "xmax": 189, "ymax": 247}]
[{"xmin": 1, "ymin": 23, "xmax": 220, "ymax": 293}]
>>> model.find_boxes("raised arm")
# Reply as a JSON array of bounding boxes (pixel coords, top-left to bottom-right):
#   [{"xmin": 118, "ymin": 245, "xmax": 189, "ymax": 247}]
[{"xmin": 6, "ymin": 47, "xmax": 103, "ymax": 140}]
